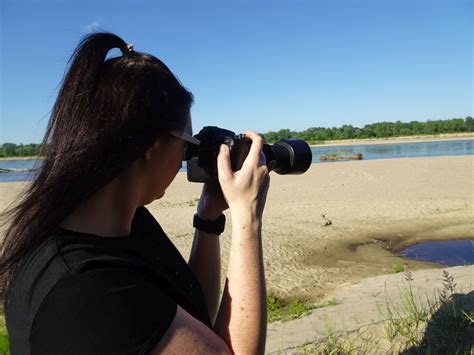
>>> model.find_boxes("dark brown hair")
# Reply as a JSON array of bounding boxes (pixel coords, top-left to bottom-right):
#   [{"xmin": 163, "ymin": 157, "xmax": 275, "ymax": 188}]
[{"xmin": 0, "ymin": 32, "xmax": 193, "ymax": 293}]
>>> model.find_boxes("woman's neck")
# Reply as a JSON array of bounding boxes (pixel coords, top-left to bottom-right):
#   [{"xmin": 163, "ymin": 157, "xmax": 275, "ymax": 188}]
[{"xmin": 60, "ymin": 174, "xmax": 139, "ymax": 237}]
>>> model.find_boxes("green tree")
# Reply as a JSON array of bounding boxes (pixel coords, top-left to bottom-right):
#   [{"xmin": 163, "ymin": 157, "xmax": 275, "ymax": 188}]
[
  {"xmin": 465, "ymin": 116, "xmax": 474, "ymax": 131},
  {"xmin": 0, "ymin": 143, "xmax": 16, "ymax": 157}
]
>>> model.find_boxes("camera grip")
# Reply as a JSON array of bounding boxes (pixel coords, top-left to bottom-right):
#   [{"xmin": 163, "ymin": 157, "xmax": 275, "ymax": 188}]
[{"xmin": 226, "ymin": 135, "xmax": 249, "ymax": 172}]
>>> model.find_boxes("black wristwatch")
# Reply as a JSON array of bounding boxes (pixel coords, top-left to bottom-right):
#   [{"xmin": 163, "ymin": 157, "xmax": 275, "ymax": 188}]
[{"xmin": 193, "ymin": 213, "xmax": 226, "ymax": 235}]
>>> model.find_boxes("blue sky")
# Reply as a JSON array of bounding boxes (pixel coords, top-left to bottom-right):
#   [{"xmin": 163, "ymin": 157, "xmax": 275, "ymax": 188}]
[{"xmin": 0, "ymin": 0, "xmax": 472, "ymax": 144}]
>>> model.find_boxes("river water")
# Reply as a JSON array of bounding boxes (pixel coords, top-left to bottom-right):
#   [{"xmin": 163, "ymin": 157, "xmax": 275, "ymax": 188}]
[
  {"xmin": 311, "ymin": 138, "xmax": 473, "ymax": 163},
  {"xmin": 399, "ymin": 239, "xmax": 474, "ymax": 266},
  {"xmin": 1, "ymin": 138, "xmax": 473, "ymax": 183}
]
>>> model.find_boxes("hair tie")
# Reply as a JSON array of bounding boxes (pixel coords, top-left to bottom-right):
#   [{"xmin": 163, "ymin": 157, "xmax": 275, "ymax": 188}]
[{"xmin": 120, "ymin": 43, "xmax": 134, "ymax": 55}]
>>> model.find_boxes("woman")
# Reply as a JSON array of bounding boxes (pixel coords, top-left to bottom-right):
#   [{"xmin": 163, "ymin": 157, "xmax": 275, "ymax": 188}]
[{"xmin": 1, "ymin": 33, "xmax": 269, "ymax": 354}]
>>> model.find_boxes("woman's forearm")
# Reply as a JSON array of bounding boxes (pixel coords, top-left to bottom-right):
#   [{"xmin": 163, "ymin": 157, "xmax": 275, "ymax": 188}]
[
  {"xmin": 214, "ymin": 210, "xmax": 267, "ymax": 354},
  {"xmin": 188, "ymin": 229, "xmax": 221, "ymax": 324}
]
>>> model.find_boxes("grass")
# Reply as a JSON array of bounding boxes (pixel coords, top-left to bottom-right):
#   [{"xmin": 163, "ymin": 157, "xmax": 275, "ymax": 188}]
[
  {"xmin": 380, "ymin": 281, "xmax": 434, "ymax": 348},
  {"xmin": 187, "ymin": 198, "xmax": 200, "ymax": 207},
  {"xmin": 297, "ymin": 321, "xmax": 378, "ymax": 354},
  {"xmin": 314, "ymin": 298, "xmax": 342, "ymax": 309},
  {"xmin": 379, "ymin": 269, "xmax": 473, "ymax": 353},
  {"xmin": 287, "ymin": 268, "xmax": 473, "ymax": 354},
  {"xmin": 0, "ymin": 304, "xmax": 9, "ymax": 354},
  {"xmin": 392, "ymin": 261, "xmax": 404, "ymax": 273},
  {"xmin": 267, "ymin": 295, "xmax": 341, "ymax": 323}
]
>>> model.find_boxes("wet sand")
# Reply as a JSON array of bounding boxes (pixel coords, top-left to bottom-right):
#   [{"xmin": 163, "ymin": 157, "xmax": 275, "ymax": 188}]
[{"xmin": 1, "ymin": 155, "xmax": 472, "ymax": 301}]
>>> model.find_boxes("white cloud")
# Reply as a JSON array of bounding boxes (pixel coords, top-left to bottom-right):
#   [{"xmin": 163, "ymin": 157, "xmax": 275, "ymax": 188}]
[{"xmin": 82, "ymin": 20, "xmax": 101, "ymax": 33}]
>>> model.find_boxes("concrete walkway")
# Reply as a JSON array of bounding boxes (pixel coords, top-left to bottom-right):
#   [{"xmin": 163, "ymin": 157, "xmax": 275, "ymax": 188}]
[{"xmin": 265, "ymin": 265, "xmax": 474, "ymax": 353}]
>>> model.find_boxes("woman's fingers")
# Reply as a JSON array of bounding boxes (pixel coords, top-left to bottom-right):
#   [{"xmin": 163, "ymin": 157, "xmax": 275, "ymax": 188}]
[
  {"xmin": 242, "ymin": 132, "xmax": 264, "ymax": 170},
  {"xmin": 217, "ymin": 144, "xmax": 232, "ymax": 182},
  {"xmin": 216, "ymin": 132, "xmax": 271, "ymax": 216}
]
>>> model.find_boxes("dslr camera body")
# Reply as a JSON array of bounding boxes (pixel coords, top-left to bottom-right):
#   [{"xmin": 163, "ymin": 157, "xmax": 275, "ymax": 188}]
[{"xmin": 184, "ymin": 126, "xmax": 312, "ymax": 183}]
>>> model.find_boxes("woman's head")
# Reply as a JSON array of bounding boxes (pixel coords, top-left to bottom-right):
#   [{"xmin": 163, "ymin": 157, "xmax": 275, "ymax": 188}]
[
  {"xmin": 0, "ymin": 32, "xmax": 193, "ymax": 290},
  {"xmin": 50, "ymin": 32, "xmax": 193, "ymax": 167}
]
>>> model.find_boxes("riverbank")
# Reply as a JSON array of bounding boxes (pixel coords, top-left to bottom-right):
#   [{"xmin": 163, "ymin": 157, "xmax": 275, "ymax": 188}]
[
  {"xmin": 0, "ymin": 155, "xmax": 472, "ymax": 302},
  {"xmin": 0, "ymin": 156, "xmax": 41, "ymax": 161},
  {"xmin": 310, "ymin": 132, "xmax": 474, "ymax": 147}
]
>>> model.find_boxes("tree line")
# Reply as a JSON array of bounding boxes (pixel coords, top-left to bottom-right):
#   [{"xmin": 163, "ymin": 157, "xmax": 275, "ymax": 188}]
[
  {"xmin": 0, "ymin": 143, "xmax": 42, "ymax": 158},
  {"xmin": 1, "ymin": 117, "xmax": 473, "ymax": 157},
  {"xmin": 262, "ymin": 116, "xmax": 473, "ymax": 143}
]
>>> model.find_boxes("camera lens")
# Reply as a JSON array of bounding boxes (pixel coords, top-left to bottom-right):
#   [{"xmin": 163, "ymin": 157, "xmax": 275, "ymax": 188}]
[{"xmin": 264, "ymin": 139, "xmax": 312, "ymax": 175}]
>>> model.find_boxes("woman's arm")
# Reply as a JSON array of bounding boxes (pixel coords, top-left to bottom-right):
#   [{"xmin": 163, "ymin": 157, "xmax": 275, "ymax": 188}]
[
  {"xmin": 213, "ymin": 133, "xmax": 269, "ymax": 354},
  {"xmin": 188, "ymin": 226, "xmax": 221, "ymax": 324},
  {"xmin": 188, "ymin": 181, "xmax": 228, "ymax": 323},
  {"xmin": 155, "ymin": 132, "xmax": 269, "ymax": 354}
]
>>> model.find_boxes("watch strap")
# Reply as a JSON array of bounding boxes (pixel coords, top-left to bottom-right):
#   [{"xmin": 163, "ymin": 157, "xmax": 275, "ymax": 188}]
[{"xmin": 193, "ymin": 213, "xmax": 226, "ymax": 235}]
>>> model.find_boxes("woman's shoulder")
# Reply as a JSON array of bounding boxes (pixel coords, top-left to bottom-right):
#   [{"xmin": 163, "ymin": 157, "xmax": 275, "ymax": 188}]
[
  {"xmin": 8, "ymin": 249, "xmax": 179, "ymax": 354},
  {"xmin": 5, "ymin": 206, "xmax": 184, "ymax": 319},
  {"xmin": 5, "ymin": 207, "xmax": 162, "ymax": 322},
  {"xmin": 8, "ymin": 206, "xmax": 172, "ymax": 298},
  {"xmin": 29, "ymin": 266, "xmax": 179, "ymax": 354}
]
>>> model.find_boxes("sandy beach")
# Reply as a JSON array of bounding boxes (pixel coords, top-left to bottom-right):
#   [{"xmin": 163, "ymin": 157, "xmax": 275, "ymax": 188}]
[{"xmin": 0, "ymin": 155, "xmax": 473, "ymax": 302}]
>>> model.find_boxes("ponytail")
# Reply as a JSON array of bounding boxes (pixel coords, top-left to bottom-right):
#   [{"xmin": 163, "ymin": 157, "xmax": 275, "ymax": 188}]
[{"xmin": 48, "ymin": 33, "xmax": 127, "ymax": 154}]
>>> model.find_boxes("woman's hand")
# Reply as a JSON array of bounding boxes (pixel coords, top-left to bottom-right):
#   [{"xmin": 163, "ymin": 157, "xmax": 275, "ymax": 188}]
[
  {"xmin": 197, "ymin": 180, "xmax": 228, "ymax": 220},
  {"xmin": 217, "ymin": 132, "xmax": 270, "ymax": 221}
]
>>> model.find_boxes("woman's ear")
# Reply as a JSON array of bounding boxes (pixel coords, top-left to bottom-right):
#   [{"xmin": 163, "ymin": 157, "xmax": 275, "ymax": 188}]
[{"xmin": 143, "ymin": 139, "xmax": 160, "ymax": 161}]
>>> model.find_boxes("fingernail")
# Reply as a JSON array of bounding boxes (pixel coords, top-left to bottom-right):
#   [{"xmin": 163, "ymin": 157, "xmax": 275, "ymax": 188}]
[{"xmin": 220, "ymin": 144, "xmax": 227, "ymax": 152}]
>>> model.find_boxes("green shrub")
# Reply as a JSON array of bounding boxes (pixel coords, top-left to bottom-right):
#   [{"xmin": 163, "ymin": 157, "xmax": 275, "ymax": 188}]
[
  {"xmin": 392, "ymin": 262, "xmax": 404, "ymax": 273},
  {"xmin": 267, "ymin": 295, "xmax": 284, "ymax": 312},
  {"xmin": 267, "ymin": 295, "xmax": 341, "ymax": 323},
  {"xmin": 288, "ymin": 299, "xmax": 313, "ymax": 319}
]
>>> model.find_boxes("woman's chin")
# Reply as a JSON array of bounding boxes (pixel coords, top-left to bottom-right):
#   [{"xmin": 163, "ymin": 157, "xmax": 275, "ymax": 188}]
[{"xmin": 142, "ymin": 191, "xmax": 165, "ymax": 206}]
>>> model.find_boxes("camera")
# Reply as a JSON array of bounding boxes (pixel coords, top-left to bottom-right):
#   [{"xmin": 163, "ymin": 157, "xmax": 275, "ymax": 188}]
[{"xmin": 184, "ymin": 126, "xmax": 312, "ymax": 183}]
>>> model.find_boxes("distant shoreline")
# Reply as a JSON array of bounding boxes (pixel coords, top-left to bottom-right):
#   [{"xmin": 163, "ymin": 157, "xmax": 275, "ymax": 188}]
[
  {"xmin": 1, "ymin": 133, "xmax": 473, "ymax": 160},
  {"xmin": 0, "ymin": 156, "xmax": 42, "ymax": 161},
  {"xmin": 309, "ymin": 132, "xmax": 474, "ymax": 147}
]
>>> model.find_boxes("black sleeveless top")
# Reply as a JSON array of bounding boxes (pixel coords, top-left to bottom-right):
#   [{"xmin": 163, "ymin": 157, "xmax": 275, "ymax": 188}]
[{"xmin": 5, "ymin": 207, "xmax": 211, "ymax": 355}]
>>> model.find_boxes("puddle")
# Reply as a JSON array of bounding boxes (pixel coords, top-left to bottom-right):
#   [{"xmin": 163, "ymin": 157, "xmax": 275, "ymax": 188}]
[{"xmin": 399, "ymin": 239, "xmax": 474, "ymax": 266}]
